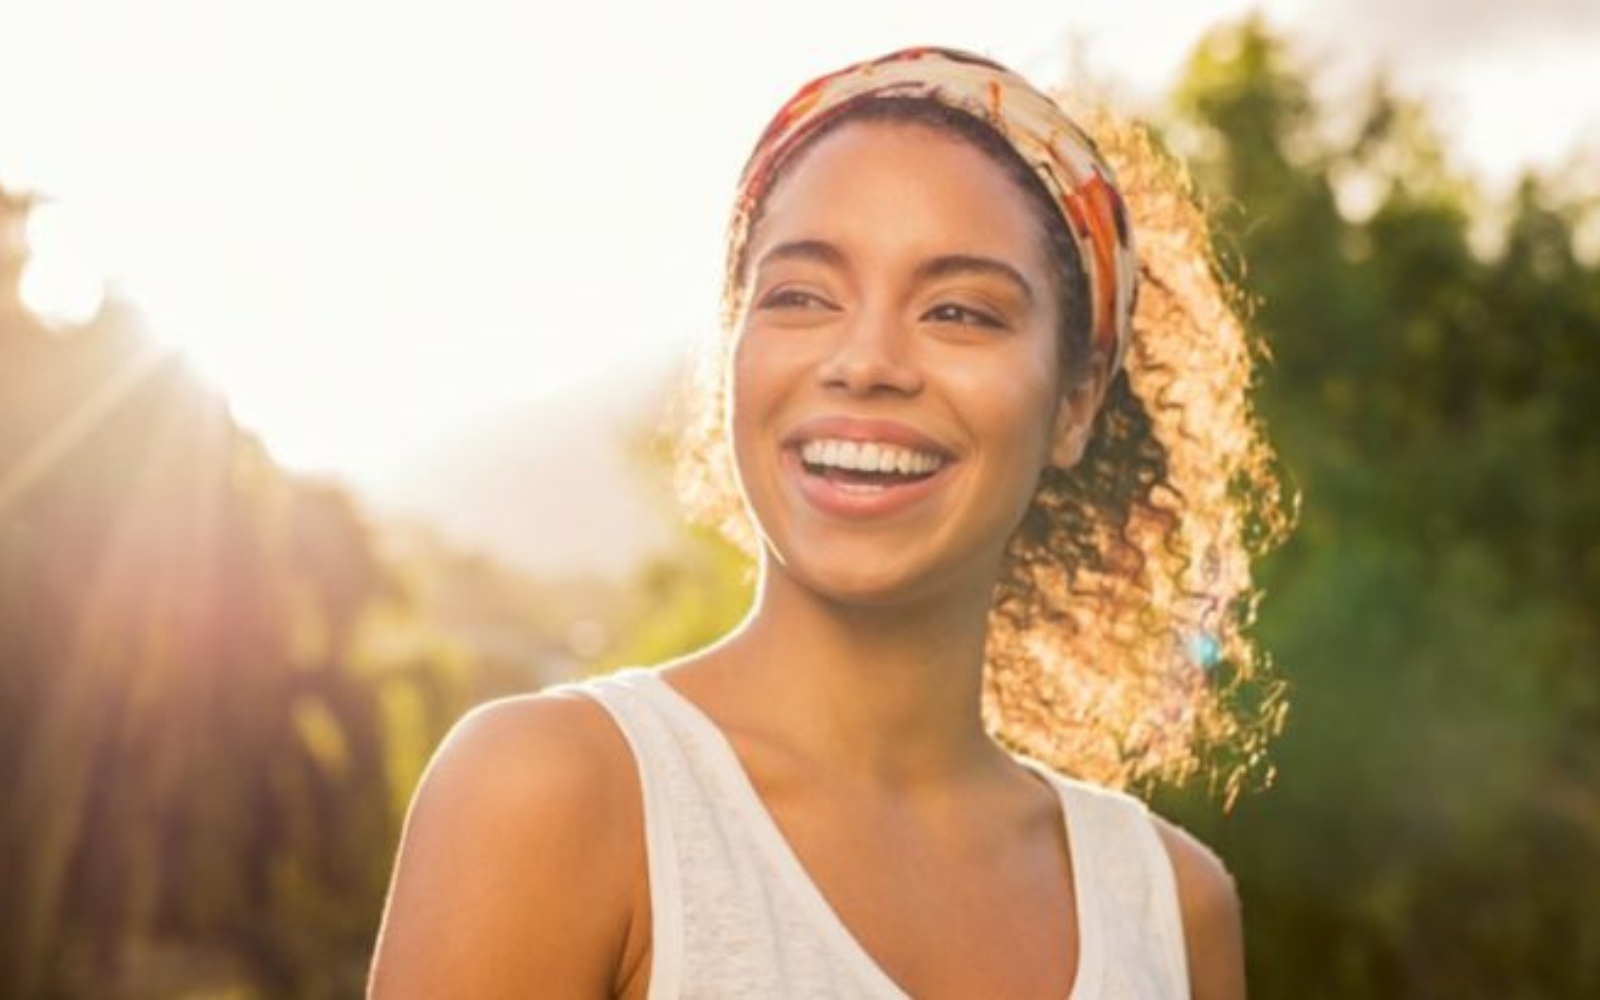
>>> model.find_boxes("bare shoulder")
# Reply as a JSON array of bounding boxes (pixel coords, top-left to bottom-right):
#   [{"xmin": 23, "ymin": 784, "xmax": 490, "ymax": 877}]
[
  {"xmin": 1151, "ymin": 814, "xmax": 1247, "ymax": 1000},
  {"xmin": 418, "ymin": 689, "xmax": 637, "ymax": 822},
  {"xmin": 368, "ymin": 688, "xmax": 645, "ymax": 999}
]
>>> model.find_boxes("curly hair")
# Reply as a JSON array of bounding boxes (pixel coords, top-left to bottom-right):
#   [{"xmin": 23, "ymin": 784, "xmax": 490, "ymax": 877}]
[{"xmin": 674, "ymin": 95, "xmax": 1292, "ymax": 802}]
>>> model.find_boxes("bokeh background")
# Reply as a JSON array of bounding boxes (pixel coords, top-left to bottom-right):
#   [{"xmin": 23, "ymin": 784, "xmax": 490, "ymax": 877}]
[{"xmin": 3, "ymin": 2, "xmax": 1598, "ymax": 997}]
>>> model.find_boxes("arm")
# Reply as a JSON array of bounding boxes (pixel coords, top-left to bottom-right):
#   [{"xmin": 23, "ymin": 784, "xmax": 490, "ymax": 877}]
[
  {"xmin": 1153, "ymin": 817, "xmax": 1247, "ymax": 1000},
  {"xmin": 368, "ymin": 692, "xmax": 646, "ymax": 999}
]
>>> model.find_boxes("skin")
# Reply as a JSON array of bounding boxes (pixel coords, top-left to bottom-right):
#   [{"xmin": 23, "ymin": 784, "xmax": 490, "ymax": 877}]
[{"xmin": 368, "ymin": 121, "xmax": 1245, "ymax": 999}]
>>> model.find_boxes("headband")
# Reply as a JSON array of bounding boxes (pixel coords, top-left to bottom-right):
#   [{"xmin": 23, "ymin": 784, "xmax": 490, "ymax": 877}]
[{"xmin": 735, "ymin": 46, "xmax": 1139, "ymax": 376}]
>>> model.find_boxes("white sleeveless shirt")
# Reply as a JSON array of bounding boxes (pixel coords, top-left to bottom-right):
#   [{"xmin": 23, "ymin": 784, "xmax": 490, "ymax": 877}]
[{"xmin": 570, "ymin": 668, "xmax": 1191, "ymax": 999}]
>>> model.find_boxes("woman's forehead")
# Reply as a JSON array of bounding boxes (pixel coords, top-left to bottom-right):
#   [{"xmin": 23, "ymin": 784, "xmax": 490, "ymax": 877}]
[{"xmin": 746, "ymin": 119, "xmax": 1053, "ymax": 270}]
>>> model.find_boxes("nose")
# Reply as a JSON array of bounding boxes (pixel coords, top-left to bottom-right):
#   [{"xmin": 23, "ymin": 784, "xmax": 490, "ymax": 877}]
[{"xmin": 816, "ymin": 304, "xmax": 924, "ymax": 396}]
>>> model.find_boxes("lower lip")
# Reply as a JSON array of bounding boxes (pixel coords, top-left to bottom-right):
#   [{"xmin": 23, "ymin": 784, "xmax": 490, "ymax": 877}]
[{"xmin": 784, "ymin": 448, "xmax": 951, "ymax": 519}]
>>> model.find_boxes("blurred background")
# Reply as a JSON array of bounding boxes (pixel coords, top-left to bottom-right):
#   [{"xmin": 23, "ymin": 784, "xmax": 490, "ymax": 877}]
[{"xmin": 2, "ymin": 1, "xmax": 1598, "ymax": 996}]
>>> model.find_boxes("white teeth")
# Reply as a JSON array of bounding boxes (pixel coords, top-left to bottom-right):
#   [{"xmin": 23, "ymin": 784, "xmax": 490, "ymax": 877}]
[{"xmin": 799, "ymin": 438, "xmax": 946, "ymax": 475}]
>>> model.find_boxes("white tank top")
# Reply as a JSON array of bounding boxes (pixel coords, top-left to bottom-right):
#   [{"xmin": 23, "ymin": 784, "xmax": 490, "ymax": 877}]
[{"xmin": 571, "ymin": 667, "xmax": 1191, "ymax": 999}]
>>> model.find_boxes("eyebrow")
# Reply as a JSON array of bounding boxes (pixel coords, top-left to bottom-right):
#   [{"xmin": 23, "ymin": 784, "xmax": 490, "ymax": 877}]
[
  {"xmin": 914, "ymin": 254, "xmax": 1036, "ymax": 305},
  {"xmin": 753, "ymin": 240, "xmax": 1035, "ymax": 306},
  {"xmin": 753, "ymin": 238, "xmax": 849, "ymax": 274}
]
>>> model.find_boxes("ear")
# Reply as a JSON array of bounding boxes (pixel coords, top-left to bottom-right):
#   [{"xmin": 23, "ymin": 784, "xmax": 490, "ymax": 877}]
[{"xmin": 1048, "ymin": 359, "xmax": 1110, "ymax": 470}]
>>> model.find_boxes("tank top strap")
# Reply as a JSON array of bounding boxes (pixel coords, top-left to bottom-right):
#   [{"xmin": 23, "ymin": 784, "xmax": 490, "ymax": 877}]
[
  {"xmin": 1023, "ymin": 765, "xmax": 1192, "ymax": 997},
  {"xmin": 564, "ymin": 667, "xmax": 901, "ymax": 999},
  {"xmin": 558, "ymin": 668, "xmax": 689, "ymax": 999}
]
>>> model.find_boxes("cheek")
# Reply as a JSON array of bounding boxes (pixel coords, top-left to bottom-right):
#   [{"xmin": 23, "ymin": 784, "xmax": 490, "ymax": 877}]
[
  {"xmin": 1014, "ymin": 336, "xmax": 1068, "ymax": 461},
  {"xmin": 727, "ymin": 359, "xmax": 755, "ymax": 472},
  {"xmin": 727, "ymin": 333, "xmax": 785, "ymax": 488},
  {"xmin": 728, "ymin": 324, "xmax": 811, "ymax": 428},
  {"xmin": 958, "ymin": 352, "xmax": 1063, "ymax": 465},
  {"xmin": 728, "ymin": 337, "xmax": 766, "ymax": 438}
]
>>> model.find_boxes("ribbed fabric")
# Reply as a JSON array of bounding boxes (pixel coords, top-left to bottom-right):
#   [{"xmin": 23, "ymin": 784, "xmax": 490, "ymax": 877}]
[{"xmin": 569, "ymin": 667, "xmax": 1190, "ymax": 999}]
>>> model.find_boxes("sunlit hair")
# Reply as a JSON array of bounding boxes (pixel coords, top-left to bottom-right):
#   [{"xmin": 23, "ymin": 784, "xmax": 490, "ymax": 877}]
[{"xmin": 675, "ymin": 95, "xmax": 1292, "ymax": 801}]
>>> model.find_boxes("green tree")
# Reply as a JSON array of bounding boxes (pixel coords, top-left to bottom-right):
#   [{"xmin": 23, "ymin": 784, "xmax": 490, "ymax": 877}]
[{"xmin": 1157, "ymin": 18, "xmax": 1600, "ymax": 996}]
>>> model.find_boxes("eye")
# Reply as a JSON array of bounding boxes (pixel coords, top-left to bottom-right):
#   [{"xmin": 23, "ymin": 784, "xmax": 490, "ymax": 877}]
[
  {"xmin": 923, "ymin": 302, "xmax": 1005, "ymax": 329},
  {"xmin": 757, "ymin": 287, "xmax": 840, "ymax": 312}
]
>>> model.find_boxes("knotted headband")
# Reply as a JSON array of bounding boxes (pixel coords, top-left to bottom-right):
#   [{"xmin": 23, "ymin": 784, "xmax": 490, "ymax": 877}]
[{"xmin": 733, "ymin": 46, "xmax": 1139, "ymax": 376}]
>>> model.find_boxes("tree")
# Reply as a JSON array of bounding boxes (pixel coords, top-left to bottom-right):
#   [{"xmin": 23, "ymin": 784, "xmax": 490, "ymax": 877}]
[
  {"xmin": 1156, "ymin": 17, "xmax": 1600, "ymax": 995},
  {"xmin": 0, "ymin": 181, "xmax": 468, "ymax": 997}
]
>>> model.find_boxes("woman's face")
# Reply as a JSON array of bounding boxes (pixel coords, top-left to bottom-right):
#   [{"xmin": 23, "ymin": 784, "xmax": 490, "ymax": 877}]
[{"xmin": 729, "ymin": 119, "xmax": 1091, "ymax": 608}]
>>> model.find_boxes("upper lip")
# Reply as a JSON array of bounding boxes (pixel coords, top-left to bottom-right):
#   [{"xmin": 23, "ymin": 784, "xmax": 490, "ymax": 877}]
[{"xmin": 782, "ymin": 416, "xmax": 955, "ymax": 459}]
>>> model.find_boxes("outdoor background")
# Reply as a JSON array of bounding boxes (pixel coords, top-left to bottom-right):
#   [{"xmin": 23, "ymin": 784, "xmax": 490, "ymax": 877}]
[{"xmin": 2, "ymin": 2, "xmax": 1598, "ymax": 997}]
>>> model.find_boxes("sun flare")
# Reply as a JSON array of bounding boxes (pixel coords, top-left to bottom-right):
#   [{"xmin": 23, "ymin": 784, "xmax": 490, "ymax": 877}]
[{"xmin": 20, "ymin": 204, "xmax": 105, "ymax": 327}]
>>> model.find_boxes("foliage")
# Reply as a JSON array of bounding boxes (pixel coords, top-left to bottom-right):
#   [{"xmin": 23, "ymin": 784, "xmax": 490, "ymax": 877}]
[
  {"xmin": 1151, "ymin": 17, "xmax": 1600, "ymax": 997},
  {"xmin": 0, "ymin": 188, "xmax": 577, "ymax": 996},
  {"xmin": 593, "ymin": 522, "xmax": 753, "ymax": 675}
]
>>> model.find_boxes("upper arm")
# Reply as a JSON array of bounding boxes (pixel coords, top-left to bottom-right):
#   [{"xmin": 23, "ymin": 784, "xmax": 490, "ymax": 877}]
[
  {"xmin": 1153, "ymin": 816, "xmax": 1246, "ymax": 1000},
  {"xmin": 367, "ymin": 692, "xmax": 643, "ymax": 999}
]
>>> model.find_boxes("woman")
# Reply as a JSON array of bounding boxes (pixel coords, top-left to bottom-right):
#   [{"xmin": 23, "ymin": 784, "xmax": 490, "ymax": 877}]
[{"xmin": 370, "ymin": 46, "xmax": 1285, "ymax": 999}]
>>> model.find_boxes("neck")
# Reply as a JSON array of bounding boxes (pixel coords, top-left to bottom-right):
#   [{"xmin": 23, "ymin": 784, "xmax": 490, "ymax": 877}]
[{"xmin": 700, "ymin": 555, "xmax": 1005, "ymax": 787}]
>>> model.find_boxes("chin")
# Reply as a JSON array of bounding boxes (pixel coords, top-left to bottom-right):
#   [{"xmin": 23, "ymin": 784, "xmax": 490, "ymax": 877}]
[{"xmin": 764, "ymin": 541, "xmax": 991, "ymax": 614}]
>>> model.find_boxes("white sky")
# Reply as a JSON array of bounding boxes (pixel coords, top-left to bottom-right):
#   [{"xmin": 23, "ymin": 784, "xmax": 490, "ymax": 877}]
[{"xmin": 3, "ymin": 0, "xmax": 1597, "ymax": 488}]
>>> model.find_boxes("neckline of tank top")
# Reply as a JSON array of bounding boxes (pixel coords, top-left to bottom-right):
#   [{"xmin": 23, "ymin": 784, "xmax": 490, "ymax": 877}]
[{"xmin": 614, "ymin": 666, "xmax": 1107, "ymax": 1000}]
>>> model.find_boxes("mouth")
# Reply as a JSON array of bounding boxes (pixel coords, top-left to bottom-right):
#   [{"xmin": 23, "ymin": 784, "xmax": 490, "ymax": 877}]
[{"xmin": 797, "ymin": 437, "xmax": 949, "ymax": 491}]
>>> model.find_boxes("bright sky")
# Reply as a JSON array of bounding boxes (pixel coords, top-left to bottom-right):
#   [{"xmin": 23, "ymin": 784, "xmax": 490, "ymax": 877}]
[{"xmin": 4, "ymin": 0, "xmax": 1597, "ymax": 489}]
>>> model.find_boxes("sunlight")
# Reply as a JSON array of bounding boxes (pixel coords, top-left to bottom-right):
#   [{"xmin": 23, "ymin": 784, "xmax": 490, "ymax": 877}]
[
  {"xmin": 20, "ymin": 203, "xmax": 105, "ymax": 327},
  {"xmin": 0, "ymin": 343, "xmax": 172, "ymax": 518},
  {"xmin": 2, "ymin": 0, "xmax": 1593, "ymax": 491}
]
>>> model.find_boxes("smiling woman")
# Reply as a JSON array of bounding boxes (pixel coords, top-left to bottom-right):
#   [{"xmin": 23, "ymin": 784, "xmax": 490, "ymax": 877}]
[
  {"xmin": 730, "ymin": 118, "xmax": 1076, "ymax": 609},
  {"xmin": 369, "ymin": 46, "xmax": 1288, "ymax": 999}
]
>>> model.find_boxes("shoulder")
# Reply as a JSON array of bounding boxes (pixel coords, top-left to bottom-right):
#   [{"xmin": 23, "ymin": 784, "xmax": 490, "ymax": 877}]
[
  {"xmin": 424, "ymin": 687, "xmax": 637, "ymax": 819},
  {"xmin": 1150, "ymin": 814, "xmax": 1247, "ymax": 1000},
  {"xmin": 368, "ymin": 687, "xmax": 645, "ymax": 997},
  {"xmin": 404, "ymin": 688, "xmax": 642, "ymax": 859}
]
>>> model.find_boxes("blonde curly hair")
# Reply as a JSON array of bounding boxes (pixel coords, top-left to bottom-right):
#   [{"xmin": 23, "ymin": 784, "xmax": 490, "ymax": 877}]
[{"xmin": 674, "ymin": 94, "xmax": 1292, "ymax": 802}]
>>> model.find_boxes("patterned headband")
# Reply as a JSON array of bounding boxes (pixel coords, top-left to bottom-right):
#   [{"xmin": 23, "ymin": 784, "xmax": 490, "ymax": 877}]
[{"xmin": 735, "ymin": 46, "xmax": 1139, "ymax": 376}]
